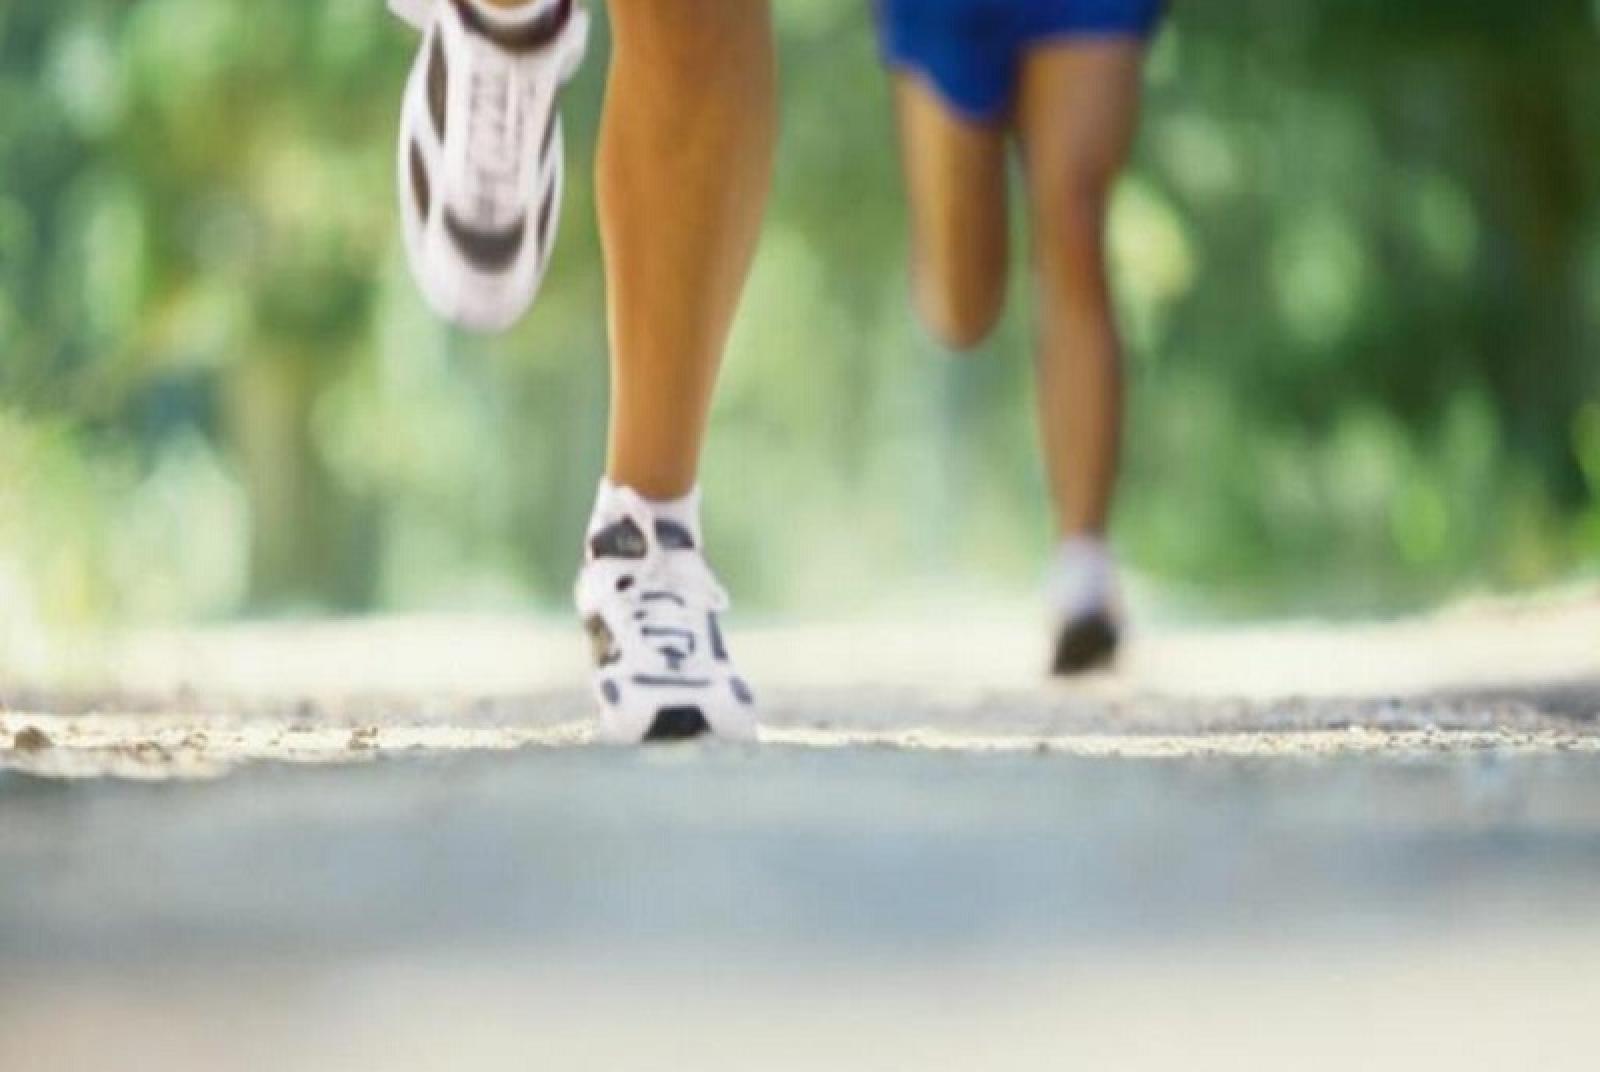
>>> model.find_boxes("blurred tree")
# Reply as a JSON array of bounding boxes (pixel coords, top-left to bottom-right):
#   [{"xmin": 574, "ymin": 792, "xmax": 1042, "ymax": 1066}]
[{"xmin": 0, "ymin": 0, "xmax": 1596, "ymax": 625}]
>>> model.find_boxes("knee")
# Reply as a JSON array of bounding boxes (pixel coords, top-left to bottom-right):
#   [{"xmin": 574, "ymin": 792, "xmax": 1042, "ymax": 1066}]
[
  {"xmin": 1032, "ymin": 191, "xmax": 1117, "ymax": 306},
  {"xmin": 1034, "ymin": 169, "xmax": 1115, "ymax": 259},
  {"xmin": 919, "ymin": 292, "xmax": 1003, "ymax": 351},
  {"xmin": 913, "ymin": 265, "xmax": 1006, "ymax": 351}
]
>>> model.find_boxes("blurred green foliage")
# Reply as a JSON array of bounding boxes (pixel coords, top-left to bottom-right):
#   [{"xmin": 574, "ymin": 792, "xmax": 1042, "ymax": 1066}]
[{"xmin": 1, "ymin": 0, "xmax": 1597, "ymax": 626}]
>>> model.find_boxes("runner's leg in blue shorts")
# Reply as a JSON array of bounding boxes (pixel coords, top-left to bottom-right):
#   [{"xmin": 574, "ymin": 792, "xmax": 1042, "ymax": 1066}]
[{"xmin": 876, "ymin": 0, "xmax": 1166, "ymax": 673}]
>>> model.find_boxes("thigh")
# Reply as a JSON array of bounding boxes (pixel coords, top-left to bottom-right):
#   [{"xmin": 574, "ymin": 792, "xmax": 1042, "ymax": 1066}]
[
  {"xmin": 893, "ymin": 72, "xmax": 1010, "ymax": 300},
  {"xmin": 1015, "ymin": 38, "xmax": 1146, "ymax": 235}
]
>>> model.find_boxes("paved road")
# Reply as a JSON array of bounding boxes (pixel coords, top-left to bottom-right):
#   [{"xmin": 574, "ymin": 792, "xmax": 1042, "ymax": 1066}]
[
  {"xmin": 2, "ymin": 596, "xmax": 1597, "ymax": 1069},
  {"xmin": 3, "ymin": 746, "xmax": 1600, "ymax": 1070}
]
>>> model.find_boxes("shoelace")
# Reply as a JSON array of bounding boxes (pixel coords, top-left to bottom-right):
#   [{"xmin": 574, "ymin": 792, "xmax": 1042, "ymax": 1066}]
[
  {"xmin": 460, "ymin": 43, "xmax": 526, "ymax": 224},
  {"xmin": 609, "ymin": 503, "xmax": 729, "ymax": 673}
]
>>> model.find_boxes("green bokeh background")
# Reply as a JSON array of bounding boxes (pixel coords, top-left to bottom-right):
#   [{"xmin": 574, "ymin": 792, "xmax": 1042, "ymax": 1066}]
[{"xmin": 1, "ymin": 0, "xmax": 1597, "ymax": 626}]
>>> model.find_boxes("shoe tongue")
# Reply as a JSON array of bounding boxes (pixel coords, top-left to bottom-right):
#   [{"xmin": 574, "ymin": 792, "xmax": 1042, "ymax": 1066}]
[{"xmin": 588, "ymin": 518, "xmax": 696, "ymax": 560}]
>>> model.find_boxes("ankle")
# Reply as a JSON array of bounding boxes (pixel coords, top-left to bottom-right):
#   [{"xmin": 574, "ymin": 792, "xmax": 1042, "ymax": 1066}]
[
  {"xmin": 589, "ymin": 478, "xmax": 704, "ymax": 546},
  {"xmin": 458, "ymin": 0, "xmax": 572, "ymax": 50},
  {"xmin": 471, "ymin": 0, "xmax": 553, "ymax": 13}
]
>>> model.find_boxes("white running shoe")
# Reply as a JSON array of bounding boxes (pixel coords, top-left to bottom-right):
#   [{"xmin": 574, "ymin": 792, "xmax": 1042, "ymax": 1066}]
[
  {"xmin": 393, "ymin": 0, "xmax": 589, "ymax": 331},
  {"xmin": 1047, "ymin": 537, "xmax": 1122, "ymax": 675},
  {"xmin": 574, "ymin": 489, "xmax": 758, "ymax": 744}
]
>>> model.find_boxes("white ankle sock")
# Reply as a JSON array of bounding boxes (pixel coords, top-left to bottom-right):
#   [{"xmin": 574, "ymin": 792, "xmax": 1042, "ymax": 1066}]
[
  {"xmin": 589, "ymin": 478, "xmax": 703, "ymax": 545},
  {"xmin": 1047, "ymin": 536, "xmax": 1118, "ymax": 622}
]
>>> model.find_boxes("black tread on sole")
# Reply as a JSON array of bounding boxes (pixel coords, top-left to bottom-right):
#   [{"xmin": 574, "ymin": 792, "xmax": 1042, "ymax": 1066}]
[
  {"xmin": 1052, "ymin": 613, "xmax": 1119, "ymax": 677},
  {"xmin": 643, "ymin": 706, "xmax": 711, "ymax": 742}
]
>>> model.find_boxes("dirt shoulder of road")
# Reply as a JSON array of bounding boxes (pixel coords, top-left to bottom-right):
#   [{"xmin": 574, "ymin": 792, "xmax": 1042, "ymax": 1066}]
[{"xmin": 2, "ymin": 588, "xmax": 1596, "ymax": 779}]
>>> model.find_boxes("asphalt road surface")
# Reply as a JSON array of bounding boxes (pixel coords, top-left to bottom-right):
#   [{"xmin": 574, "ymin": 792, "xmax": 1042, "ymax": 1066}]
[{"xmin": 2, "ymin": 593, "xmax": 1597, "ymax": 1070}]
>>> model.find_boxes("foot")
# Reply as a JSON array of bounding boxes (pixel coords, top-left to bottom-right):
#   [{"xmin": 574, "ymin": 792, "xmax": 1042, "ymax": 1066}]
[
  {"xmin": 1047, "ymin": 537, "xmax": 1122, "ymax": 676},
  {"xmin": 394, "ymin": 0, "xmax": 589, "ymax": 331},
  {"xmin": 574, "ymin": 489, "xmax": 758, "ymax": 743}
]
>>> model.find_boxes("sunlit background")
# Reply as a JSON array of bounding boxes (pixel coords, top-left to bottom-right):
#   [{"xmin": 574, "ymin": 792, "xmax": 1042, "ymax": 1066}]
[{"xmin": 2, "ymin": 0, "xmax": 1598, "ymax": 631}]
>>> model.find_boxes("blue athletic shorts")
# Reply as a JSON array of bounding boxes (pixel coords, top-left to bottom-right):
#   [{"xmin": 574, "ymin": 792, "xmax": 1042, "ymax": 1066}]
[{"xmin": 875, "ymin": 0, "xmax": 1166, "ymax": 122}]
